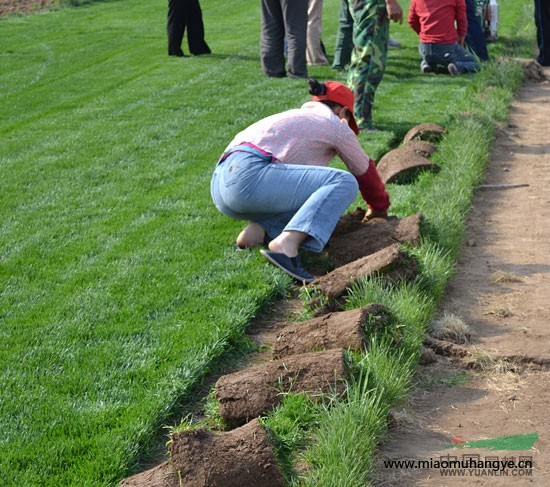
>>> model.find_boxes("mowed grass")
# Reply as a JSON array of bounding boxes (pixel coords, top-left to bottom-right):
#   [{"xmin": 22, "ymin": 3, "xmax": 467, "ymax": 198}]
[
  {"xmin": 0, "ymin": 0, "xmax": 536, "ymax": 485},
  {"xmin": 1, "ymin": 1, "xmax": 291, "ymax": 484}
]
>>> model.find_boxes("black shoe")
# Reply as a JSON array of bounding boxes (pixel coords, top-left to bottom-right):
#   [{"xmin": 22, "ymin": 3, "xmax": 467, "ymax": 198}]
[
  {"xmin": 191, "ymin": 48, "xmax": 211, "ymax": 56},
  {"xmin": 260, "ymin": 250, "xmax": 314, "ymax": 283},
  {"xmin": 169, "ymin": 50, "xmax": 185, "ymax": 57}
]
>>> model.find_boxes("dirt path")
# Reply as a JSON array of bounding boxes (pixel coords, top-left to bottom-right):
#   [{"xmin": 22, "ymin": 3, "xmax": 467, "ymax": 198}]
[
  {"xmin": 373, "ymin": 68, "xmax": 550, "ymax": 486},
  {"xmin": 0, "ymin": 0, "xmax": 56, "ymax": 17}
]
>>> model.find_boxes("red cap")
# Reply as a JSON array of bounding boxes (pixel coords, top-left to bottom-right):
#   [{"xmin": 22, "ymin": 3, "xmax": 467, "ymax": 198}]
[{"xmin": 311, "ymin": 81, "xmax": 359, "ymax": 135}]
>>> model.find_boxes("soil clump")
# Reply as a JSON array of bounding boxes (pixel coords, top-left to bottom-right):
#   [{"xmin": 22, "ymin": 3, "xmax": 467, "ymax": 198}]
[
  {"xmin": 120, "ymin": 419, "xmax": 284, "ymax": 487},
  {"xmin": 329, "ymin": 212, "xmax": 422, "ymax": 267},
  {"xmin": 271, "ymin": 304, "xmax": 392, "ymax": 359},
  {"xmin": 215, "ymin": 348, "xmax": 349, "ymax": 426}
]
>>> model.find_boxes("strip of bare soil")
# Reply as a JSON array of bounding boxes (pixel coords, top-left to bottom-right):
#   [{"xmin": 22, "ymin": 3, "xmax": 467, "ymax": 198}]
[{"xmin": 0, "ymin": 0, "xmax": 56, "ymax": 17}]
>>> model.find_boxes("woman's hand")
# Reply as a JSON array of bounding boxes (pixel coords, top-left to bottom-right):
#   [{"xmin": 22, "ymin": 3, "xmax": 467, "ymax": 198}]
[{"xmin": 363, "ymin": 208, "xmax": 388, "ymax": 222}]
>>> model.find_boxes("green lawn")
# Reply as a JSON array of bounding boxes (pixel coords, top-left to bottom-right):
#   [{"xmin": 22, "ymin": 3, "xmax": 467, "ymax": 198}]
[{"xmin": 0, "ymin": 0, "xmax": 536, "ymax": 485}]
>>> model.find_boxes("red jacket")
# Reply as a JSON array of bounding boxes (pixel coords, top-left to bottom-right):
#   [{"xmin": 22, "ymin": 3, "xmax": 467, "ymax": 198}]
[{"xmin": 408, "ymin": 0, "xmax": 468, "ymax": 44}]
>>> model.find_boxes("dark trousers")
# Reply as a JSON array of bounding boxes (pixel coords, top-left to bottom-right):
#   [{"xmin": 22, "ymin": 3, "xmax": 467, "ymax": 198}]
[
  {"xmin": 465, "ymin": 0, "xmax": 489, "ymax": 61},
  {"xmin": 332, "ymin": 0, "xmax": 354, "ymax": 70},
  {"xmin": 260, "ymin": 0, "xmax": 308, "ymax": 78},
  {"xmin": 535, "ymin": 0, "xmax": 550, "ymax": 66},
  {"xmin": 167, "ymin": 0, "xmax": 211, "ymax": 56}
]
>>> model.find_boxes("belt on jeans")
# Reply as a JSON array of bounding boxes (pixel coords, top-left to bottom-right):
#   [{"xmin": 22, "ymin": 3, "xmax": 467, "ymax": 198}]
[{"xmin": 217, "ymin": 142, "xmax": 277, "ymax": 165}]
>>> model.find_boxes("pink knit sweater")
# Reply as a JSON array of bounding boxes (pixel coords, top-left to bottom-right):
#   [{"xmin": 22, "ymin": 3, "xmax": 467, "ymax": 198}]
[
  {"xmin": 224, "ymin": 101, "xmax": 390, "ymax": 211},
  {"xmin": 225, "ymin": 102, "xmax": 371, "ymax": 176}
]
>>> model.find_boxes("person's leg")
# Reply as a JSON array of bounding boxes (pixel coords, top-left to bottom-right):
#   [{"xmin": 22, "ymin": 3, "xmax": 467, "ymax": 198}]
[
  {"xmin": 255, "ymin": 164, "xmax": 358, "ymax": 253},
  {"xmin": 167, "ymin": 0, "xmax": 185, "ymax": 56},
  {"xmin": 421, "ymin": 43, "xmax": 448, "ymax": 70},
  {"xmin": 333, "ymin": 0, "xmax": 354, "ymax": 70},
  {"xmin": 419, "ymin": 43, "xmax": 436, "ymax": 73},
  {"xmin": 260, "ymin": 0, "xmax": 287, "ymax": 77},
  {"xmin": 540, "ymin": 0, "xmax": 550, "ymax": 65},
  {"xmin": 186, "ymin": 0, "xmax": 211, "ymax": 55},
  {"xmin": 236, "ymin": 222, "xmax": 267, "ymax": 248},
  {"xmin": 465, "ymin": 0, "xmax": 489, "ymax": 61},
  {"xmin": 282, "ymin": 0, "xmax": 309, "ymax": 77},
  {"xmin": 211, "ymin": 152, "xmax": 358, "ymax": 253},
  {"xmin": 425, "ymin": 43, "xmax": 478, "ymax": 74},
  {"xmin": 420, "ymin": 60, "xmax": 431, "ymax": 73},
  {"xmin": 266, "ymin": 230, "xmax": 308, "ymax": 257},
  {"xmin": 347, "ymin": 1, "xmax": 389, "ymax": 130},
  {"xmin": 535, "ymin": 0, "xmax": 550, "ymax": 66},
  {"xmin": 306, "ymin": 0, "xmax": 329, "ymax": 65},
  {"xmin": 448, "ymin": 44, "xmax": 480, "ymax": 74},
  {"xmin": 535, "ymin": 0, "xmax": 543, "ymax": 63}
]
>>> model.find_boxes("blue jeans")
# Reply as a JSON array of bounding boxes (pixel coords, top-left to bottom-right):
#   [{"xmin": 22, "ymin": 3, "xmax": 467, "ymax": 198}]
[
  {"xmin": 419, "ymin": 42, "xmax": 480, "ymax": 74},
  {"xmin": 210, "ymin": 150, "xmax": 358, "ymax": 253}
]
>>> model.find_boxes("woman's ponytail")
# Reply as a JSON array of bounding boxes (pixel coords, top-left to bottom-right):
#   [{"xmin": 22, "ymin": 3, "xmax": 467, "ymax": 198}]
[{"xmin": 308, "ymin": 78, "xmax": 327, "ymax": 96}]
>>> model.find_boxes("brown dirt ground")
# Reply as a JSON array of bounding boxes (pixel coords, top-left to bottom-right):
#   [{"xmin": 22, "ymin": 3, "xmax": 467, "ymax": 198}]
[
  {"xmin": 373, "ymin": 68, "xmax": 550, "ymax": 486},
  {"xmin": 0, "ymin": 0, "xmax": 56, "ymax": 17}
]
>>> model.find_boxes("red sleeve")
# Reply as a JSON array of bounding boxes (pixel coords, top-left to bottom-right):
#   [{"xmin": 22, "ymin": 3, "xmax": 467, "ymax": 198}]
[
  {"xmin": 408, "ymin": 1, "xmax": 421, "ymax": 35},
  {"xmin": 456, "ymin": 0, "xmax": 468, "ymax": 38},
  {"xmin": 354, "ymin": 159, "xmax": 390, "ymax": 212}
]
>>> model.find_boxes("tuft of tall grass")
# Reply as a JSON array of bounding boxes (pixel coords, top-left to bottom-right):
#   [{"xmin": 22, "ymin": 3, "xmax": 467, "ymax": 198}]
[
  {"xmin": 297, "ymin": 343, "xmax": 415, "ymax": 486},
  {"xmin": 261, "ymin": 394, "xmax": 321, "ymax": 485}
]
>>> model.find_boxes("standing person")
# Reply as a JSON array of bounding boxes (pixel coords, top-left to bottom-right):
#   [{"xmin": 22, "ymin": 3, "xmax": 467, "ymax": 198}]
[
  {"xmin": 210, "ymin": 79, "xmax": 390, "ymax": 283},
  {"xmin": 306, "ymin": 0, "xmax": 329, "ymax": 66},
  {"xmin": 333, "ymin": 0, "xmax": 354, "ymax": 71},
  {"xmin": 534, "ymin": 0, "xmax": 550, "ymax": 66},
  {"xmin": 347, "ymin": 0, "xmax": 404, "ymax": 132},
  {"xmin": 408, "ymin": 0, "xmax": 480, "ymax": 75},
  {"xmin": 333, "ymin": 0, "xmax": 401, "ymax": 72},
  {"xmin": 167, "ymin": 0, "xmax": 211, "ymax": 57},
  {"xmin": 261, "ymin": 0, "xmax": 309, "ymax": 78},
  {"xmin": 465, "ymin": 0, "xmax": 489, "ymax": 61}
]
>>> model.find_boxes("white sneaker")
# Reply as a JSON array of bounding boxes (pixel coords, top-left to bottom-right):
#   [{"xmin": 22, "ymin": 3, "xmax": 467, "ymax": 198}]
[{"xmin": 447, "ymin": 63, "xmax": 459, "ymax": 76}]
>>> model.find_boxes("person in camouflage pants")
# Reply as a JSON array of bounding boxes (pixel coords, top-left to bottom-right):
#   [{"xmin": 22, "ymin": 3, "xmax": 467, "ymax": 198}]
[{"xmin": 347, "ymin": 0, "xmax": 403, "ymax": 130}]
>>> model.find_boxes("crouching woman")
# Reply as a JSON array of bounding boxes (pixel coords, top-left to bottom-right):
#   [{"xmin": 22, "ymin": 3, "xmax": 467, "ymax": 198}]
[{"xmin": 210, "ymin": 79, "xmax": 390, "ymax": 283}]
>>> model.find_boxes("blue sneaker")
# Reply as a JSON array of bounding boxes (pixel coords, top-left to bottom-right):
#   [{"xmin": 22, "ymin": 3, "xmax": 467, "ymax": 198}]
[{"xmin": 260, "ymin": 250, "xmax": 314, "ymax": 283}]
